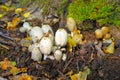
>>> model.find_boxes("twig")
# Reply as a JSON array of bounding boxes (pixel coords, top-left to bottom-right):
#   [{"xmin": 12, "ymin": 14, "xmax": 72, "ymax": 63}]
[
  {"xmin": 57, "ymin": 69, "xmax": 64, "ymax": 76},
  {"xmin": 0, "ymin": 43, "xmax": 9, "ymax": 50},
  {"xmin": 107, "ymin": 56, "xmax": 119, "ymax": 60},
  {"xmin": 94, "ymin": 42, "xmax": 105, "ymax": 56},
  {"xmin": 63, "ymin": 58, "xmax": 73, "ymax": 72},
  {"xmin": 1, "ymin": 72, "xmax": 11, "ymax": 77},
  {"xmin": 0, "ymin": 32, "xmax": 14, "ymax": 41}
]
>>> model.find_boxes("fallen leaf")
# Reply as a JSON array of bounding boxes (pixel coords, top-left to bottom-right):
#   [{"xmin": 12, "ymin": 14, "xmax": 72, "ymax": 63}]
[
  {"xmin": 18, "ymin": 74, "xmax": 32, "ymax": 80},
  {"xmin": 0, "ymin": 58, "xmax": 15, "ymax": 70},
  {"xmin": 70, "ymin": 72, "xmax": 81, "ymax": 80},
  {"xmin": 67, "ymin": 35, "xmax": 76, "ymax": 52},
  {"xmin": 103, "ymin": 41, "xmax": 115, "ymax": 54},
  {"xmin": 0, "ymin": 58, "xmax": 8, "ymax": 70},
  {"xmin": 73, "ymin": 29, "xmax": 83, "ymax": 44},
  {"xmin": 0, "ymin": 58, "xmax": 27, "ymax": 75},
  {"xmin": 10, "ymin": 66, "xmax": 20, "ymax": 75},
  {"xmin": 7, "ymin": 17, "xmax": 21, "ymax": 30},
  {"xmin": 65, "ymin": 70, "xmax": 73, "ymax": 76},
  {"xmin": 9, "ymin": 73, "xmax": 33, "ymax": 80},
  {"xmin": 12, "ymin": 17, "xmax": 21, "ymax": 27},
  {"xmin": 20, "ymin": 68, "xmax": 28, "ymax": 73},
  {"xmin": 15, "ymin": 8, "xmax": 23, "ymax": 14},
  {"xmin": 0, "ymin": 14, "xmax": 3, "ymax": 18},
  {"xmin": 23, "ymin": 12, "xmax": 30, "ymax": 18},
  {"xmin": 0, "ymin": 5, "xmax": 10, "ymax": 12},
  {"xmin": 70, "ymin": 66, "xmax": 90, "ymax": 80}
]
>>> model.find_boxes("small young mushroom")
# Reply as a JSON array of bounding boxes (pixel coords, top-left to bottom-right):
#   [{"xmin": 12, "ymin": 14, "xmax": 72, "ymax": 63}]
[
  {"xmin": 29, "ymin": 26, "xmax": 44, "ymax": 43},
  {"xmin": 95, "ymin": 29, "xmax": 103, "ymax": 39},
  {"xmin": 19, "ymin": 27, "xmax": 26, "ymax": 33},
  {"xmin": 39, "ymin": 35, "xmax": 53, "ymax": 55},
  {"xmin": 31, "ymin": 47, "xmax": 42, "ymax": 62},
  {"xmin": 103, "ymin": 33, "xmax": 111, "ymax": 39},
  {"xmin": 66, "ymin": 17, "xmax": 76, "ymax": 32},
  {"xmin": 28, "ymin": 43, "xmax": 39, "ymax": 52},
  {"xmin": 23, "ymin": 22, "xmax": 32, "ymax": 32},
  {"xmin": 101, "ymin": 26, "xmax": 109, "ymax": 36},
  {"xmin": 54, "ymin": 49, "xmax": 63, "ymax": 61},
  {"xmin": 55, "ymin": 28, "xmax": 68, "ymax": 47},
  {"xmin": 41, "ymin": 24, "xmax": 54, "ymax": 35},
  {"xmin": 47, "ymin": 55, "xmax": 55, "ymax": 60},
  {"xmin": 46, "ymin": 31, "xmax": 54, "ymax": 44},
  {"xmin": 62, "ymin": 54, "xmax": 67, "ymax": 61},
  {"xmin": 28, "ymin": 43, "xmax": 42, "ymax": 62}
]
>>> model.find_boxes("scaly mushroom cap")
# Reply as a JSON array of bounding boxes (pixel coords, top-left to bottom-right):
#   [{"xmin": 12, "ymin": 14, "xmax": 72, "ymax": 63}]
[
  {"xmin": 54, "ymin": 49, "xmax": 63, "ymax": 61},
  {"xmin": 29, "ymin": 26, "xmax": 44, "ymax": 43},
  {"xmin": 23, "ymin": 22, "xmax": 32, "ymax": 32},
  {"xmin": 39, "ymin": 36, "xmax": 53, "ymax": 55},
  {"xmin": 41, "ymin": 24, "xmax": 54, "ymax": 35},
  {"xmin": 101, "ymin": 26, "xmax": 109, "ymax": 36},
  {"xmin": 55, "ymin": 28, "xmax": 68, "ymax": 47},
  {"xmin": 31, "ymin": 47, "xmax": 42, "ymax": 62},
  {"xmin": 66, "ymin": 17, "xmax": 76, "ymax": 32},
  {"xmin": 95, "ymin": 29, "xmax": 103, "ymax": 39}
]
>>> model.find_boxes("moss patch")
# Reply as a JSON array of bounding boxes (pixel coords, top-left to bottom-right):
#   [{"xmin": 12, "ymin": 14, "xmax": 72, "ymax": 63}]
[{"xmin": 67, "ymin": 0, "xmax": 120, "ymax": 28}]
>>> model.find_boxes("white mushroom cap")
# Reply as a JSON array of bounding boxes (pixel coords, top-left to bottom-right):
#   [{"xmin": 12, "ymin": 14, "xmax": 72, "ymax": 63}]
[
  {"xmin": 31, "ymin": 47, "xmax": 42, "ymax": 62},
  {"xmin": 62, "ymin": 54, "xmax": 67, "ymax": 61},
  {"xmin": 54, "ymin": 49, "xmax": 63, "ymax": 61},
  {"xmin": 29, "ymin": 26, "xmax": 44, "ymax": 43},
  {"xmin": 66, "ymin": 17, "xmax": 76, "ymax": 32},
  {"xmin": 23, "ymin": 22, "xmax": 32, "ymax": 32},
  {"xmin": 55, "ymin": 28, "xmax": 68, "ymax": 47},
  {"xmin": 39, "ymin": 36, "xmax": 53, "ymax": 55},
  {"xmin": 95, "ymin": 29, "xmax": 103, "ymax": 39},
  {"xmin": 41, "ymin": 24, "xmax": 54, "ymax": 35},
  {"xmin": 28, "ymin": 43, "xmax": 40, "ymax": 52},
  {"xmin": 19, "ymin": 27, "xmax": 26, "ymax": 33}
]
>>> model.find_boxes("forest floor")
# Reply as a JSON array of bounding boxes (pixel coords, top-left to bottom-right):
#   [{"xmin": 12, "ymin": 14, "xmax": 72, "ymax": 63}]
[{"xmin": 0, "ymin": 0, "xmax": 120, "ymax": 80}]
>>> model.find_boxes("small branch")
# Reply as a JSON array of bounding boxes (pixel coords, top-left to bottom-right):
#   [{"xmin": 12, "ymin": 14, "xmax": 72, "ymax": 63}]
[
  {"xmin": 63, "ymin": 58, "xmax": 73, "ymax": 72},
  {"xmin": 0, "ymin": 43, "xmax": 9, "ymax": 50},
  {"xmin": 94, "ymin": 42, "xmax": 105, "ymax": 56},
  {"xmin": 0, "ymin": 32, "xmax": 14, "ymax": 41}
]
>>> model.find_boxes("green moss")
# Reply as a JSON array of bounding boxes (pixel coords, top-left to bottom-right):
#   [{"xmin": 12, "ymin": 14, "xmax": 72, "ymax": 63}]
[
  {"xmin": 17, "ymin": 0, "xmax": 32, "ymax": 7},
  {"xmin": 67, "ymin": 0, "xmax": 120, "ymax": 28},
  {"xmin": 57, "ymin": 0, "xmax": 68, "ymax": 14}
]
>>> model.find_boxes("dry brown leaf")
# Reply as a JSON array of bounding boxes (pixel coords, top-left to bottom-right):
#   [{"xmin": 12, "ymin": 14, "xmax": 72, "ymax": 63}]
[
  {"xmin": 0, "ymin": 58, "xmax": 13, "ymax": 70},
  {"xmin": 7, "ymin": 17, "xmax": 21, "ymax": 30}
]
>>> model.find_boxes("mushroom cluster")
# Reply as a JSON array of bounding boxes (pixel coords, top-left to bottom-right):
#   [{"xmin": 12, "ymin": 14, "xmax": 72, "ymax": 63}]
[
  {"xmin": 20, "ymin": 22, "xmax": 68, "ymax": 62},
  {"xmin": 95, "ymin": 26, "xmax": 111, "ymax": 40}
]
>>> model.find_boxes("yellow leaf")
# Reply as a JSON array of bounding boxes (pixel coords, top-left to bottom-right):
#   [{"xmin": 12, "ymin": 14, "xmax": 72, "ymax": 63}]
[
  {"xmin": 1, "ymin": 58, "xmax": 8, "ymax": 70},
  {"xmin": 7, "ymin": 17, "xmax": 21, "ymax": 30},
  {"xmin": 23, "ymin": 12, "xmax": 30, "ymax": 18},
  {"xmin": 12, "ymin": 17, "xmax": 21, "ymax": 27},
  {"xmin": 0, "ymin": 58, "xmax": 15, "ymax": 70},
  {"xmin": 15, "ymin": 8, "xmax": 23, "ymax": 14},
  {"xmin": 10, "ymin": 66, "xmax": 21, "ymax": 75},
  {"xmin": 25, "ymin": 37, "xmax": 32, "ymax": 41},
  {"xmin": 67, "ymin": 35, "xmax": 76, "ymax": 52},
  {"xmin": 1, "ymin": 5, "xmax": 10, "ymax": 11},
  {"xmin": 103, "ymin": 42, "xmax": 115, "ymax": 54},
  {"xmin": 70, "ymin": 72, "xmax": 80, "ymax": 80},
  {"xmin": 72, "ymin": 29, "xmax": 83, "ymax": 44},
  {"xmin": 10, "ymin": 67, "xmax": 28, "ymax": 76},
  {"xmin": 20, "ymin": 68, "xmax": 28, "ymax": 73},
  {"xmin": 0, "ymin": 14, "xmax": 3, "ymax": 18},
  {"xmin": 19, "ymin": 75, "xmax": 32, "ymax": 80},
  {"xmin": 65, "ymin": 70, "xmax": 73, "ymax": 76},
  {"xmin": 70, "ymin": 67, "xmax": 90, "ymax": 80}
]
